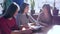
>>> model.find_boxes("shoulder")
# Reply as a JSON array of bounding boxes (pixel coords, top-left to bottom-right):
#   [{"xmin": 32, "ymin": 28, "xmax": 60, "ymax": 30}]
[
  {"xmin": 0, "ymin": 17, "xmax": 6, "ymax": 24},
  {"xmin": 0, "ymin": 17, "xmax": 5, "ymax": 20},
  {"xmin": 16, "ymin": 14, "xmax": 22, "ymax": 17},
  {"xmin": 0, "ymin": 17, "xmax": 5, "ymax": 21}
]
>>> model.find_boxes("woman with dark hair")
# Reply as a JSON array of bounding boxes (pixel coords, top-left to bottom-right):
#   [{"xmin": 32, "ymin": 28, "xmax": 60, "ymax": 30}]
[
  {"xmin": 0, "ymin": 2, "xmax": 20, "ymax": 34},
  {"xmin": 18, "ymin": 3, "xmax": 29, "ymax": 14},
  {"xmin": 38, "ymin": 4, "xmax": 53, "ymax": 33},
  {"xmin": 38, "ymin": 4, "xmax": 52, "ymax": 26},
  {"xmin": 16, "ymin": 3, "xmax": 35, "ymax": 27}
]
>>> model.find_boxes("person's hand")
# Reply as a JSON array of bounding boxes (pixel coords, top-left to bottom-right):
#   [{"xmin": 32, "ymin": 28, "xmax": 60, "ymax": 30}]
[
  {"xmin": 20, "ymin": 29, "xmax": 32, "ymax": 34},
  {"xmin": 20, "ymin": 25, "xmax": 30, "ymax": 30},
  {"xmin": 11, "ymin": 30, "xmax": 20, "ymax": 34},
  {"xmin": 39, "ymin": 22, "xmax": 48, "ymax": 27}
]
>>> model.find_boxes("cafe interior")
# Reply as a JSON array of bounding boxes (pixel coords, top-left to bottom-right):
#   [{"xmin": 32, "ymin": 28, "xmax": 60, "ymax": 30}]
[{"xmin": 0, "ymin": 0, "xmax": 60, "ymax": 34}]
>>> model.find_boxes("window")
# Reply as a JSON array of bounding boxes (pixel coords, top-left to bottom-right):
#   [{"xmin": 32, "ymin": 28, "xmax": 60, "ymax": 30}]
[
  {"xmin": 0, "ymin": 0, "xmax": 4, "ymax": 15},
  {"xmin": 24, "ymin": 0, "xmax": 60, "ymax": 16}
]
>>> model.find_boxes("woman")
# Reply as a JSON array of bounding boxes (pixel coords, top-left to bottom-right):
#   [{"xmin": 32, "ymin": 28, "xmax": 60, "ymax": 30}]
[
  {"xmin": 38, "ymin": 4, "xmax": 53, "ymax": 33},
  {"xmin": 38, "ymin": 4, "xmax": 52, "ymax": 26},
  {"xmin": 16, "ymin": 3, "xmax": 35, "ymax": 26},
  {"xmin": 0, "ymin": 2, "xmax": 20, "ymax": 34}
]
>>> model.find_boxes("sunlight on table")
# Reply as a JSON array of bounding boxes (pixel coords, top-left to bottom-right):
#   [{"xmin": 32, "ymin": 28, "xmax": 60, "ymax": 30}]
[{"xmin": 47, "ymin": 25, "xmax": 60, "ymax": 34}]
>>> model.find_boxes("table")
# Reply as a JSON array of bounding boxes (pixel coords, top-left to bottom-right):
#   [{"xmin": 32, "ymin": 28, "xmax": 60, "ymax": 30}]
[
  {"xmin": 33, "ymin": 26, "xmax": 53, "ymax": 34},
  {"xmin": 11, "ymin": 30, "xmax": 32, "ymax": 34},
  {"xmin": 11, "ymin": 26, "xmax": 53, "ymax": 34}
]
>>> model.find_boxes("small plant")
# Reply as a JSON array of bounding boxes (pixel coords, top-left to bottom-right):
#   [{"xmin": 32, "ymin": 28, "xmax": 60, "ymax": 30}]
[{"xmin": 30, "ymin": 0, "xmax": 35, "ymax": 10}]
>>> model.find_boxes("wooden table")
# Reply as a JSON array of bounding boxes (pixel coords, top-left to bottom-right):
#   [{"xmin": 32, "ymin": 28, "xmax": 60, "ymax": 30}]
[
  {"xmin": 11, "ymin": 26, "xmax": 53, "ymax": 34},
  {"xmin": 11, "ymin": 30, "xmax": 32, "ymax": 34}
]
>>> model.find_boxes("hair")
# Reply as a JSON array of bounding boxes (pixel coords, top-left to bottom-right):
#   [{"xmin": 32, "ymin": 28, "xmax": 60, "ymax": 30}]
[
  {"xmin": 2, "ymin": 9, "xmax": 6, "ymax": 14},
  {"xmin": 19, "ymin": 3, "xmax": 29, "ymax": 14},
  {"xmin": 3, "ymin": 2, "xmax": 19, "ymax": 19},
  {"xmin": 42, "ymin": 4, "xmax": 52, "ymax": 16},
  {"xmin": 42, "ymin": 4, "xmax": 53, "ymax": 25}
]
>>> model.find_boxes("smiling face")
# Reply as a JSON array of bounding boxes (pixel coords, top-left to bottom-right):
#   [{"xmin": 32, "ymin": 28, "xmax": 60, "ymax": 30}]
[
  {"xmin": 24, "ymin": 6, "xmax": 29, "ymax": 14},
  {"xmin": 42, "ymin": 4, "xmax": 51, "ymax": 15},
  {"xmin": 42, "ymin": 6, "xmax": 48, "ymax": 14}
]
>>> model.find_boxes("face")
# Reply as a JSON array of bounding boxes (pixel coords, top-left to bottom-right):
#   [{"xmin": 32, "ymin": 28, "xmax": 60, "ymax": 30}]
[
  {"xmin": 24, "ymin": 6, "xmax": 29, "ymax": 14},
  {"xmin": 42, "ymin": 7, "xmax": 48, "ymax": 13},
  {"xmin": 14, "ymin": 9, "xmax": 18, "ymax": 16}
]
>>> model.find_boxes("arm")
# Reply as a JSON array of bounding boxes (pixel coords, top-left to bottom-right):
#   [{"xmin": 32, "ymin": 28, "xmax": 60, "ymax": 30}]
[
  {"xmin": 12, "ymin": 17, "xmax": 20, "ymax": 30},
  {"xmin": 37, "ymin": 18, "xmax": 48, "ymax": 27},
  {"xmin": 37, "ymin": 16, "xmax": 48, "ymax": 27},
  {"xmin": 28, "ymin": 14, "xmax": 36, "ymax": 23},
  {"xmin": 16, "ymin": 14, "xmax": 22, "ymax": 27},
  {"xmin": 12, "ymin": 23, "xmax": 20, "ymax": 30},
  {"xmin": 39, "ymin": 21, "xmax": 48, "ymax": 27}
]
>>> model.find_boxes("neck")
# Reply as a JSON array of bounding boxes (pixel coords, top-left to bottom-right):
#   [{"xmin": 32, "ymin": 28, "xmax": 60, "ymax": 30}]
[
  {"xmin": 44, "ymin": 13, "xmax": 49, "ymax": 15},
  {"xmin": 43, "ymin": 11, "xmax": 49, "ymax": 15},
  {"xmin": 8, "ymin": 17, "xmax": 13, "ymax": 20},
  {"xmin": 44, "ymin": 12, "xmax": 50, "ymax": 17},
  {"xmin": 22, "ymin": 13, "xmax": 26, "ymax": 15}
]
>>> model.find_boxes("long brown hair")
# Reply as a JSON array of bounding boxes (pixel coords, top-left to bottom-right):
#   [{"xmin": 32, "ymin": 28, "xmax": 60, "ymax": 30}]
[
  {"xmin": 42, "ymin": 4, "xmax": 52, "ymax": 25},
  {"xmin": 42, "ymin": 4, "xmax": 52, "ymax": 18},
  {"xmin": 4, "ymin": 3, "xmax": 18, "ymax": 19}
]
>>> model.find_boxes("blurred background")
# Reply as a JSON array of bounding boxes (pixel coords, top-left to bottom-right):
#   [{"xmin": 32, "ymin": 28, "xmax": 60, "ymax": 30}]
[{"xmin": 0, "ymin": 0, "xmax": 60, "ymax": 16}]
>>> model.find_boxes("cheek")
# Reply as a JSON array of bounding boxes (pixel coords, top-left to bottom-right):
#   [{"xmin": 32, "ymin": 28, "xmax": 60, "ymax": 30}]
[
  {"xmin": 25, "ymin": 9, "xmax": 29, "ymax": 13},
  {"xmin": 26, "ymin": 7, "xmax": 29, "ymax": 11},
  {"xmin": 15, "ymin": 12, "xmax": 18, "ymax": 15},
  {"xmin": 43, "ymin": 9, "xmax": 47, "ymax": 12},
  {"xmin": 27, "ymin": 9, "xmax": 29, "ymax": 12},
  {"xmin": 14, "ymin": 11, "xmax": 18, "ymax": 16},
  {"xmin": 16, "ymin": 11, "xmax": 18, "ymax": 15}
]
